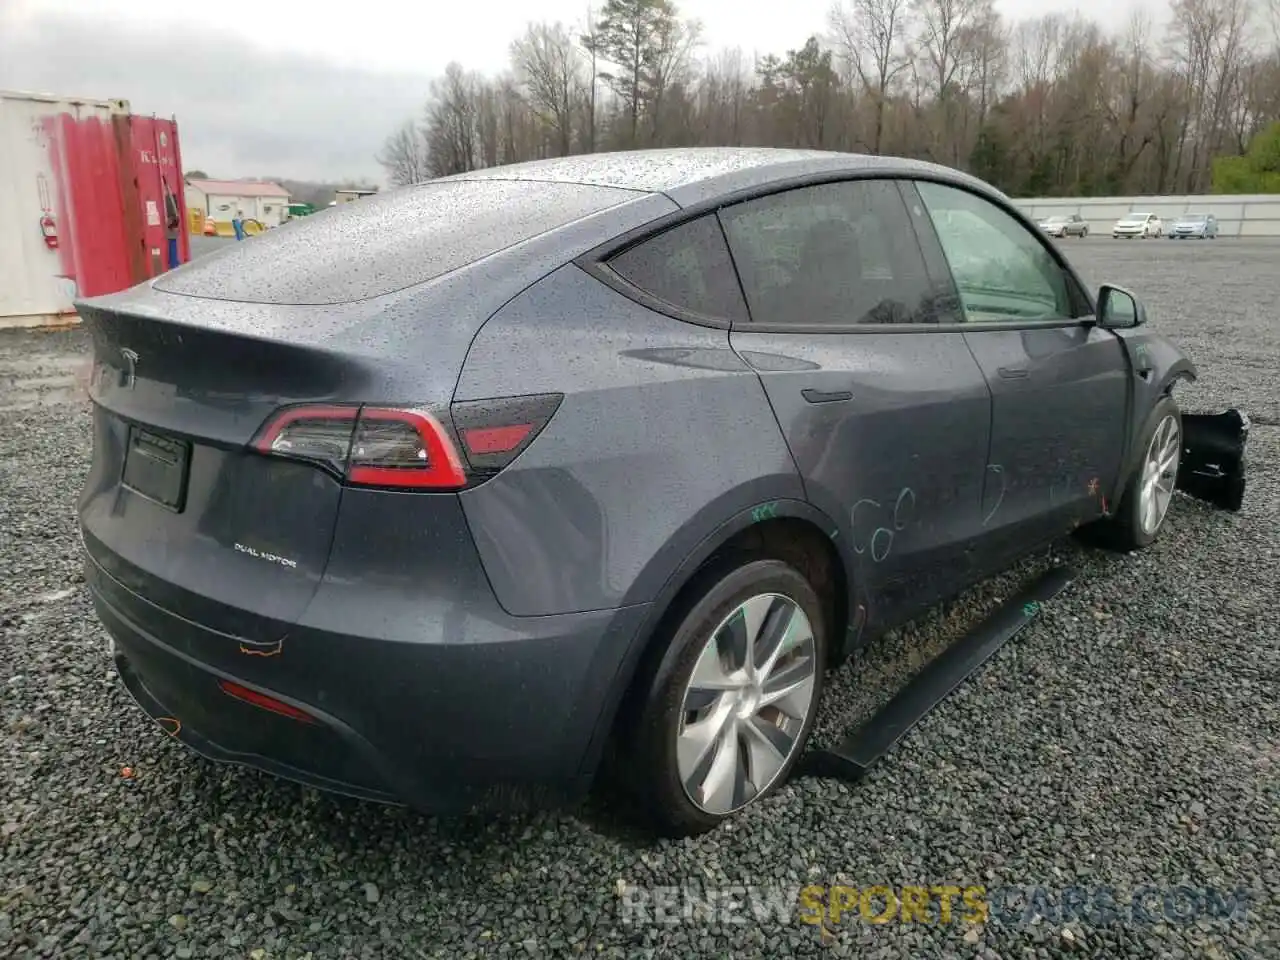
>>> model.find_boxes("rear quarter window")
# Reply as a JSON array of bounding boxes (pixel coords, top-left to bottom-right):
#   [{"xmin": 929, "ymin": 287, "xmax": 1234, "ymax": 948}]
[
  {"xmin": 607, "ymin": 214, "xmax": 748, "ymax": 323},
  {"xmin": 154, "ymin": 180, "xmax": 632, "ymax": 305}
]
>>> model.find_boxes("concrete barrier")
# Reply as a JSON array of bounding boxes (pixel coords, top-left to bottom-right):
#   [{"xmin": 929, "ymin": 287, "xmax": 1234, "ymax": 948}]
[{"xmin": 1013, "ymin": 193, "xmax": 1280, "ymax": 238}]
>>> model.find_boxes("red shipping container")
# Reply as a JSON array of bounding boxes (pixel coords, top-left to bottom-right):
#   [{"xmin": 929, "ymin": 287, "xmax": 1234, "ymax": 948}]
[{"xmin": 0, "ymin": 90, "xmax": 189, "ymax": 327}]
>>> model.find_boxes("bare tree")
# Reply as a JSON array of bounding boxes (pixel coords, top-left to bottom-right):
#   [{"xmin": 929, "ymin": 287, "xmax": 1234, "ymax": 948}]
[
  {"xmin": 376, "ymin": 121, "xmax": 431, "ymax": 186},
  {"xmin": 910, "ymin": 0, "xmax": 997, "ymax": 162},
  {"xmin": 912, "ymin": 0, "xmax": 989, "ymax": 98},
  {"xmin": 958, "ymin": 4, "xmax": 1005, "ymax": 129},
  {"xmin": 701, "ymin": 47, "xmax": 752, "ymax": 145},
  {"xmin": 646, "ymin": 9, "xmax": 702, "ymax": 139},
  {"xmin": 424, "ymin": 63, "xmax": 484, "ymax": 176},
  {"xmin": 579, "ymin": 6, "xmax": 602, "ymax": 151},
  {"xmin": 512, "ymin": 22, "xmax": 583, "ymax": 156},
  {"xmin": 1167, "ymin": 0, "xmax": 1254, "ymax": 190},
  {"xmin": 829, "ymin": 0, "xmax": 913, "ymax": 152}
]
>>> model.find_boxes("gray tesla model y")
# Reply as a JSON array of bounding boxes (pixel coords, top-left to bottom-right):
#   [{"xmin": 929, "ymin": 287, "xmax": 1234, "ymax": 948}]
[{"xmin": 78, "ymin": 148, "xmax": 1197, "ymax": 836}]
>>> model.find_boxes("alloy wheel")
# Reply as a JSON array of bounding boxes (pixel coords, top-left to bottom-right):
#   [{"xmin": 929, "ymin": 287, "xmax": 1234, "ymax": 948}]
[
  {"xmin": 1138, "ymin": 414, "xmax": 1181, "ymax": 535},
  {"xmin": 676, "ymin": 593, "xmax": 817, "ymax": 815}
]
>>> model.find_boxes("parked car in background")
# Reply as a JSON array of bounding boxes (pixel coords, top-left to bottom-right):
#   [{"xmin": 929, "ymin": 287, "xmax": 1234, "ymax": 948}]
[
  {"xmin": 77, "ymin": 148, "xmax": 1198, "ymax": 837},
  {"xmin": 1038, "ymin": 214, "xmax": 1089, "ymax": 238},
  {"xmin": 1112, "ymin": 212, "xmax": 1163, "ymax": 239},
  {"xmin": 1168, "ymin": 213, "xmax": 1219, "ymax": 239}
]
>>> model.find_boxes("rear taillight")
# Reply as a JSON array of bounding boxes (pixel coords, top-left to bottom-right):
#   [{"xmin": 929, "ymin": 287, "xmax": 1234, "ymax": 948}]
[
  {"xmin": 252, "ymin": 404, "xmax": 358, "ymax": 476},
  {"xmin": 347, "ymin": 408, "xmax": 467, "ymax": 489},
  {"xmin": 250, "ymin": 394, "xmax": 561, "ymax": 490}
]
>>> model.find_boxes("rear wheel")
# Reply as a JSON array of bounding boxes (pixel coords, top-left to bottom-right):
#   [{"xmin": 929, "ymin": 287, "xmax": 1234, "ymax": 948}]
[{"xmin": 621, "ymin": 558, "xmax": 826, "ymax": 836}]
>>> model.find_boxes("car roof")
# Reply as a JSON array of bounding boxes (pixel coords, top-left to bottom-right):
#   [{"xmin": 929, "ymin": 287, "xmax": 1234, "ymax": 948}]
[{"xmin": 433, "ymin": 147, "xmax": 1001, "ymax": 209}]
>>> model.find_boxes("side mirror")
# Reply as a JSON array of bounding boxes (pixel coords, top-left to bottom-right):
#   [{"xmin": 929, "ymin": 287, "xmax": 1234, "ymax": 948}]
[{"xmin": 1097, "ymin": 284, "xmax": 1147, "ymax": 328}]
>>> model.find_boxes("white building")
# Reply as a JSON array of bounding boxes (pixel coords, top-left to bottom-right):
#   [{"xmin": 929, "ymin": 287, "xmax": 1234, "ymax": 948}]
[
  {"xmin": 333, "ymin": 188, "xmax": 377, "ymax": 205},
  {"xmin": 185, "ymin": 179, "xmax": 291, "ymax": 227}
]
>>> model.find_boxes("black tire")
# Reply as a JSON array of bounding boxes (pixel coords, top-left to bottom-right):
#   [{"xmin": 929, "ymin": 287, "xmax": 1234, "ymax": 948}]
[
  {"xmin": 1088, "ymin": 395, "xmax": 1182, "ymax": 552},
  {"xmin": 619, "ymin": 557, "xmax": 827, "ymax": 837}
]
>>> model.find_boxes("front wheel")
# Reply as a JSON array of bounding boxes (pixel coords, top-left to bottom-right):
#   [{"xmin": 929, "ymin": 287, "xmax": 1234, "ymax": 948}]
[
  {"xmin": 620, "ymin": 558, "xmax": 827, "ymax": 836},
  {"xmin": 1090, "ymin": 396, "xmax": 1182, "ymax": 552}
]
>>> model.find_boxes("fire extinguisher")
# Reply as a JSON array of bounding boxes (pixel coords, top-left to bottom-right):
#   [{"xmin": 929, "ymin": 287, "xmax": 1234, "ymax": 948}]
[{"xmin": 39, "ymin": 213, "xmax": 58, "ymax": 249}]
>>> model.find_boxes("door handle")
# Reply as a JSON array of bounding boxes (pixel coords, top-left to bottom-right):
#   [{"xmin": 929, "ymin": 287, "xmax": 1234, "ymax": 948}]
[
  {"xmin": 997, "ymin": 366, "xmax": 1028, "ymax": 379},
  {"xmin": 802, "ymin": 388, "xmax": 853, "ymax": 404}
]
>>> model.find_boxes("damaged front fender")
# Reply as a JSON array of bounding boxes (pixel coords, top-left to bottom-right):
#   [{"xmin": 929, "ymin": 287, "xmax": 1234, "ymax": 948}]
[{"xmin": 1177, "ymin": 408, "xmax": 1249, "ymax": 512}]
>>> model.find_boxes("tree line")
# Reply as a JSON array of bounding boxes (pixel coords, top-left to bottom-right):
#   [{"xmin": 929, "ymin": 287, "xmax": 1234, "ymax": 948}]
[{"xmin": 377, "ymin": 0, "xmax": 1280, "ymax": 197}]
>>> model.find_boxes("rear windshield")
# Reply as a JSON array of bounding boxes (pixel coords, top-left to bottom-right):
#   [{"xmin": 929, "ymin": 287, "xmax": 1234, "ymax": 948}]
[{"xmin": 154, "ymin": 179, "xmax": 632, "ymax": 305}]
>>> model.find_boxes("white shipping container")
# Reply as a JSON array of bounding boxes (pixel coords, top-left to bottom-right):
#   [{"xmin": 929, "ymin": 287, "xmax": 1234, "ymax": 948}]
[{"xmin": 0, "ymin": 90, "xmax": 130, "ymax": 327}]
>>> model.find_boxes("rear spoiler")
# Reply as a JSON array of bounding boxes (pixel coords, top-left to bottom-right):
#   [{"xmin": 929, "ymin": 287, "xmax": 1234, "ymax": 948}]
[{"xmin": 1176, "ymin": 409, "xmax": 1249, "ymax": 512}]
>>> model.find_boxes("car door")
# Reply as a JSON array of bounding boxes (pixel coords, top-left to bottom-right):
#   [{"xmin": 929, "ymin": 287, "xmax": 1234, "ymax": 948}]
[
  {"xmin": 719, "ymin": 178, "xmax": 993, "ymax": 635},
  {"xmin": 906, "ymin": 179, "xmax": 1129, "ymax": 560}
]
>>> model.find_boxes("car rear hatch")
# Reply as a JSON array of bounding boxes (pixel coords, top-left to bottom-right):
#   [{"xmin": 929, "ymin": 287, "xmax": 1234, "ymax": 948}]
[
  {"xmin": 78, "ymin": 177, "xmax": 647, "ymax": 650},
  {"xmin": 77, "ymin": 293, "xmax": 410, "ymax": 649}
]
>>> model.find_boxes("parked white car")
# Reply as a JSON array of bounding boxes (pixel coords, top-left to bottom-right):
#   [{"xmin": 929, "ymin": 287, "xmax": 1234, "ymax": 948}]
[{"xmin": 1112, "ymin": 212, "xmax": 1163, "ymax": 239}]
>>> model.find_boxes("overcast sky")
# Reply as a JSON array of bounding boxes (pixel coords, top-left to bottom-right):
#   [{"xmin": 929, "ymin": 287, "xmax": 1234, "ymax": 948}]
[{"xmin": 1, "ymin": 0, "xmax": 1162, "ymax": 185}]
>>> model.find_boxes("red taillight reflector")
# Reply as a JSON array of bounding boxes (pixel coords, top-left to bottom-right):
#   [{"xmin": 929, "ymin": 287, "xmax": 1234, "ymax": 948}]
[
  {"xmin": 218, "ymin": 679, "xmax": 317, "ymax": 724},
  {"xmin": 462, "ymin": 423, "xmax": 533, "ymax": 455}
]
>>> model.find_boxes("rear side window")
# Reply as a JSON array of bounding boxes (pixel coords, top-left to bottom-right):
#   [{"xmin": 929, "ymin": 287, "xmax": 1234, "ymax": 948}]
[
  {"xmin": 718, "ymin": 179, "xmax": 947, "ymax": 327},
  {"xmin": 154, "ymin": 179, "xmax": 631, "ymax": 305},
  {"xmin": 608, "ymin": 215, "xmax": 748, "ymax": 323}
]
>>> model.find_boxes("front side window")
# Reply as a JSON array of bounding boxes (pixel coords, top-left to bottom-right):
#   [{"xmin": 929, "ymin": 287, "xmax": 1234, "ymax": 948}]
[
  {"xmin": 915, "ymin": 180, "xmax": 1074, "ymax": 323},
  {"xmin": 608, "ymin": 214, "xmax": 748, "ymax": 323},
  {"xmin": 718, "ymin": 179, "xmax": 946, "ymax": 327}
]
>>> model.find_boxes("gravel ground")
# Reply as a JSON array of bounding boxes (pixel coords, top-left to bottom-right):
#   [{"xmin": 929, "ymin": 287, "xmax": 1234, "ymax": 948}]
[{"xmin": 1, "ymin": 239, "xmax": 1277, "ymax": 959}]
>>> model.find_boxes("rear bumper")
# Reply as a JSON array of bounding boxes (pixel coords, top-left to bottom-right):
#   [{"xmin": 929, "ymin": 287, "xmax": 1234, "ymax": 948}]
[{"xmin": 86, "ymin": 546, "xmax": 650, "ymax": 815}]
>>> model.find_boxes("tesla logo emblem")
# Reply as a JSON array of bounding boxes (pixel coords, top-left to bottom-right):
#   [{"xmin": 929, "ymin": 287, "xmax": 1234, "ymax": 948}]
[{"xmin": 119, "ymin": 348, "xmax": 139, "ymax": 390}]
